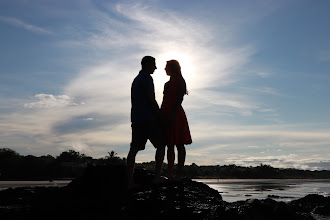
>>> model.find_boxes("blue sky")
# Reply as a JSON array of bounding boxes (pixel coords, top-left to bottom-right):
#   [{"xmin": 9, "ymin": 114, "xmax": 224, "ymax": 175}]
[{"xmin": 1, "ymin": 0, "xmax": 330, "ymax": 170}]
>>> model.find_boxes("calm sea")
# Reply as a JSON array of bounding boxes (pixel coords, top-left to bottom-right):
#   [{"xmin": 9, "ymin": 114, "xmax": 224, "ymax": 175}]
[{"xmin": 197, "ymin": 179, "xmax": 330, "ymax": 203}]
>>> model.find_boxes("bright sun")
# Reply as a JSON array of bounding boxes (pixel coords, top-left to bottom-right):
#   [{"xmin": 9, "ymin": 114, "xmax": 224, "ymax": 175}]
[
  {"xmin": 152, "ymin": 51, "xmax": 196, "ymax": 104},
  {"xmin": 153, "ymin": 52, "xmax": 196, "ymax": 98}
]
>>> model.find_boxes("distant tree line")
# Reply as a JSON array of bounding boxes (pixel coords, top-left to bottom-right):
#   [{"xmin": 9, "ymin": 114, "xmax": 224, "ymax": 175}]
[
  {"xmin": 136, "ymin": 162, "xmax": 330, "ymax": 179},
  {"xmin": 1, "ymin": 148, "xmax": 330, "ymax": 180},
  {"xmin": 182, "ymin": 163, "xmax": 330, "ymax": 179},
  {"xmin": 0, "ymin": 148, "xmax": 125, "ymax": 180}
]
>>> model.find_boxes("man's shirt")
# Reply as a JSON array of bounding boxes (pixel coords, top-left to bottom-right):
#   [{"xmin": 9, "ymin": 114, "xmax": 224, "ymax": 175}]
[{"xmin": 131, "ymin": 70, "xmax": 156, "ymax": 123}]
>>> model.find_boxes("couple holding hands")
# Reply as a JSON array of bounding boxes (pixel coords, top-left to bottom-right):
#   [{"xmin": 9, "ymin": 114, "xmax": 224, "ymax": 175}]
[{"xmin": 127, "ymin": 56, "xmax": 192, "ymax": 188}]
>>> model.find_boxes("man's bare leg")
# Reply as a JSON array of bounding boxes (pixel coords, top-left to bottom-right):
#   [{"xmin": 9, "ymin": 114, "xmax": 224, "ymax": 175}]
[
  {"xmin": 127, "ymin": 148, "xmax": 139, "ymax": 188},
  {"xmin": 155, "ymin": 145, "xmax": 165, "ymax": 177},
  {"xmin": 153, "ymin": 145, "xmax": 165, "ymax": 183}
]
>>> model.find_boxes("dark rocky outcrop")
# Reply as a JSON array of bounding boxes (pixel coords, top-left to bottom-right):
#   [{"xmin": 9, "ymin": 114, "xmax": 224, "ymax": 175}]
[
  {"xmin": 0, "ymin": 164, "xmax": 329, "ymax": 220},
  {"xmin": 289, "ymin": 194, "xmax": 330, "ymax": 216}
]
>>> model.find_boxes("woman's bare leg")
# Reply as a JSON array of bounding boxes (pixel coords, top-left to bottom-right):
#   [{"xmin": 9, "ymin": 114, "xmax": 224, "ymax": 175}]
[
  {"xmin": 167, "ymin": 145, "xmax": 175, "ymax": 179},
  {"xmin": 127, "ymin": 148, "xmax": 139, "ymax": 187},
  {"xmin": 176, "ymin": 144, "xmax": 186, "ymax": 179}
]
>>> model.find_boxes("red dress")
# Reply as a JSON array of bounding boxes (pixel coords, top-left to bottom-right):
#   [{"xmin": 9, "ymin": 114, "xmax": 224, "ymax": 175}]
[{"xmin": 160, "ymin": 77, "xmax": 192, "ymax": 146}]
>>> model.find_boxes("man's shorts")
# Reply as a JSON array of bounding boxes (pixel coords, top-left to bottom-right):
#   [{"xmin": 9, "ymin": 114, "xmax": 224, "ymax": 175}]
[{"xmin": 130, "ymin": 119, "xmax": 166, "ymax": 151}]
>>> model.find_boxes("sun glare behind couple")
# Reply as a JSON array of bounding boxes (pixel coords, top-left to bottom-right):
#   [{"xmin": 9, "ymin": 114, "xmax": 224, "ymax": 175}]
[{"xmin": 153, "ymin": 52, "xmax": 196, "ymax": 103}]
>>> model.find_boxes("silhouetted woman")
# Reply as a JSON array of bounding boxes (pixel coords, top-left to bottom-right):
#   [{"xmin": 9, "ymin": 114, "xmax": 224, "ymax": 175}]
[{"xmin": 161, "ymin": 60, "xmax": 192, "ymax": 180}]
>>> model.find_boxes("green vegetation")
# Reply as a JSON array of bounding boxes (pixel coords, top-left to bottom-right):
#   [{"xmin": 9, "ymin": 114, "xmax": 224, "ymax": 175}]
[{"xmin": 1, "ymin": 148, "xmax": 330, "ymax": 180}]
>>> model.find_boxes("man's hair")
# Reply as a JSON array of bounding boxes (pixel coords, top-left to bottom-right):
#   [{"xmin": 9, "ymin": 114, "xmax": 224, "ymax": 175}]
[{"xmin": 141, "ymin": 56, "xmax": 155, "ymax": 68}]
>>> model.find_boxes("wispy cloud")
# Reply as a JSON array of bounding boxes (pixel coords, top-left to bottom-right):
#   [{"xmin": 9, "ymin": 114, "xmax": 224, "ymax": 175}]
[
  {"xmin": 192, "ymin": 122, "xmax": 330, "ymax": 143},
  {"xmin": 0, "ymin": 16, "xmax": 53, "ymax": 35},
  {"xmin": 24, "ymin": 94, "xmax": 81, "ymax": 109},
  {"xmin": 56, "ymin": 2, "xmax": 257, "ymax": 142},
  {"xmin": 224, "ymin": 154, "xmax": 330, "ymax": 170},
  {"xmin": 257, "ymin": 108, "xmax": 275, "ymax": 113},
  {"xmin": 186, "ymin": 122, "xmax": 330, "ymax": 166},
  {"xmin": 245, "ymin": 86, "xmax": 280, "ymax": 96}
]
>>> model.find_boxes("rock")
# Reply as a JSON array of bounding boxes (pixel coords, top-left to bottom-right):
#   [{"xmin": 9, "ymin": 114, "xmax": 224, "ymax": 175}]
[
  {"xmin": 313, "ymin": 204, "xmax": 330, "ymax": 215},
  {"xmin": 122, "ymin": 167, "xmax": 223, "ymax": 220},
  {"xmin": 123, "ymin": 178, "xmax": 223, "ymax": 220},
  {"xmin": 288, "ymin": 194, "xmax": 330, "ymax": 214},
  {"xmin": 215, "ymin": 198, "xmax": 314, "ymax": 220}
]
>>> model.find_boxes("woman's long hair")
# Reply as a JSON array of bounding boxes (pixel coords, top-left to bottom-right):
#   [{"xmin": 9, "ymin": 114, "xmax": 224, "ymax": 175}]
[{"xmin": 166, "ymin": 60, "xmax": 188, "ymax": 95}]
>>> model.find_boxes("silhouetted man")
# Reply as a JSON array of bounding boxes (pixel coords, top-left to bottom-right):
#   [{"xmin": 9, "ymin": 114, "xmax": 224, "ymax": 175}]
[{"xmin": 127, "ymin": 56, "xmax": 166, "ymax": 188}]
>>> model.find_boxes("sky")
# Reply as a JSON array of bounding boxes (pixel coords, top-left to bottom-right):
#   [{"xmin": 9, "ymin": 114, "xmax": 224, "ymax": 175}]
[{"xmin": 1, "ymin": 0, "xmax": 330, "ymax": 170}]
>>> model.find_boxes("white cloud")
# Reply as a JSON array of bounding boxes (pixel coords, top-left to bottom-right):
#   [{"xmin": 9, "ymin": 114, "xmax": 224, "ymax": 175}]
[
  {"xmin": 237, "ymin": 86, "xmax": 280, "ymax": 96},
  {"xmin": 71, "ymin": 142, "xmax": 92, "ymax": 154},
  {"xmin": 257, "ymin": 108, "xmax": 275, "ymax": 113},
  {"xmin": 184, "ymin": 89, "xmax": 258, "ymax": 117},
  {"xmin": 83, "ymin": 118, "xmax": 94, "ymax": 121},
  {"xmin": 184, "ymin": 121, "xmax": 330, "ymax": 166},
  {"xmin": 223, "ymin": 154, "xmax": 330, "ymax": 170},
  {"xmin": 24, "ymin": 94, "xmax": 77, "ymax": 109},
  {"xmin": 0, "ymin": 16, "xmax": 53, "ymax": 35},
  {"xmin": 192, "ymin": 122, "xmax": 330, "ymax": 143}
]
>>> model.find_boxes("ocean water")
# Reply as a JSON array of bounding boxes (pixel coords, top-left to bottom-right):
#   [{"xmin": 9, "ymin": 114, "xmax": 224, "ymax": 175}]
[{"xmin": 197, "ymin": 179, "xmax": 330, "ymax": 203}]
